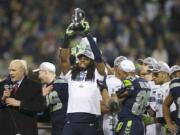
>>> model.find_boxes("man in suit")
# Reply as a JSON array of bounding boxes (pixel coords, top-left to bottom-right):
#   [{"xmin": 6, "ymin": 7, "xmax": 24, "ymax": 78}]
[{"xmin": 0, "ymin": 59, "xmax": 45, "ymax": 135}]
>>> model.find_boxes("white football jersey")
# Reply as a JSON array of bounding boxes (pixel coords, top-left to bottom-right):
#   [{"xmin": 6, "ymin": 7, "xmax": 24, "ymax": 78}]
[
  {"xmin": 146, "ymin": 81, "xmax": 160, "ymax": 135},
  {"xmin": 156, "ymin": 81, "xmax": 176, "ymax": 117},
  {"xmin": 65, "ymin": 69, "xmax": 103, "ymax": 115},
  {"xmin": 148, "ymin": 81, "xmax": 160, "ymax": 111}
]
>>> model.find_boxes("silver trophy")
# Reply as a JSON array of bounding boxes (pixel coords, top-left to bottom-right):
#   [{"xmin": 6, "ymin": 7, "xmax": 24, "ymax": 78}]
[{"xmin": 71, "ymin": 8, "xmax": 86, "ymax": 31}]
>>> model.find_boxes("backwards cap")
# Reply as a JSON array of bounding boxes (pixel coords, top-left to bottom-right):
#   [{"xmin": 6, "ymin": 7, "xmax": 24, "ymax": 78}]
[
  {"xmin": 118, "ymin": 59, "xmax": 135, "ymax": 72},
  {"xmin": 114, "ymin": 56, "xmax": 127, "ymax": 67},
  {"xmin": 33, "ymin": 62, "xmax": 56, "ymax": 73}
]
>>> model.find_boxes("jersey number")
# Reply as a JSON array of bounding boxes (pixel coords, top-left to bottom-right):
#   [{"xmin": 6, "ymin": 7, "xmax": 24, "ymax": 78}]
[{"xmin": 131, "ymin": 90, "xmax": 149, "ymax": 115}]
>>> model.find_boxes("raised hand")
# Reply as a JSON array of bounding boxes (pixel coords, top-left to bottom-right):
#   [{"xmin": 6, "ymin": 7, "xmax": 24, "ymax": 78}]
[
  {"xmin": 65, "ymin": 23, "xmax": 75, "ymax": 36},
  {"xmin": 81, "ymin": 20, "xmax": 90, "ymax": 34}
]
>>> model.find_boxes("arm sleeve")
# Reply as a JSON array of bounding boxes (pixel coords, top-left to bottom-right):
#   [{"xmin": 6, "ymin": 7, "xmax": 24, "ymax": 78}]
[
  {"xmin": 61, "ymin": 34, "xmax": 70, "ymax": 48},
  {"xmin": 86, "ymin": 33, "xmax": 103, "ymax": 63},
  {"xmin": 55, "ymin": 83, "xmax": 69, "ymax": 104}
]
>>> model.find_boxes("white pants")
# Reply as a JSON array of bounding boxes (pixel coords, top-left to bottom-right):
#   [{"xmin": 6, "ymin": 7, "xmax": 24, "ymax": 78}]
[
  {"xmin": 146, "ymin": 124, "xmax": 157, "ymax": 135},
  {"xmin": 103, "ymin": 114, "xmax": 118, "ymax": 135},
  {"xmin": 146, "ymin": 123, "xmax": 174, "ymax": 135}
]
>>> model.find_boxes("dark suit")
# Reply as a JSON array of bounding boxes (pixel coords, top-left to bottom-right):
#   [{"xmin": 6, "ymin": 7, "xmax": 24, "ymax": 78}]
[{"xmin": 0, "ymin": 76, "xmax": 45, "ymax": 135}]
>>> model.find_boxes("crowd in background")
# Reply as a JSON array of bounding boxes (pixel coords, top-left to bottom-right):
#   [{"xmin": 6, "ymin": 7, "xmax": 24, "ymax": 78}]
[{"xmin": 0, "ymin": 0, "xmax": 180, "ymax": 77}]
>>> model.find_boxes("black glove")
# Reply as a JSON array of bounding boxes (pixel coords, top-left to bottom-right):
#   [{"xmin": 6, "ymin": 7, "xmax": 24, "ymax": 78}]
[
  {"xmin": 80, "ymin": 20, "xmax": 90, "ymax": 34},
  {"xmin": 61, "ymin": 23, "xmax": 75, "ymax": 48},
  {"xmin": 97, "ymin": 76, "xmax": 107, "ymax": 92},
  {"xmin": 108, "ymin": 100, "xmax": 119, "ymax": 113},
  {"xmin": 65, "ymin": 23, "xmax": 75, "ymax": 36}
]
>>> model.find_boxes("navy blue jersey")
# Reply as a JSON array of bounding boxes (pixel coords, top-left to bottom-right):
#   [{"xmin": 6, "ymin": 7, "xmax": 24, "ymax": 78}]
[
  {"xmin": 118, "ymin": 77, "xmax": 150, "ymax": 120},
  {"xmin": 51, "ymin": 77, "xmax": 68, "ymax": 126},
  {"xmin": 169, "ymin": 78, "xmax": 180, "ymax": 126}
]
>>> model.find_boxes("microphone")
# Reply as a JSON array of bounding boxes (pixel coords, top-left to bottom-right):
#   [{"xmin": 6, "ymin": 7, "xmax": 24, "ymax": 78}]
[
  {"xmin": 4, "ymin": 84, "xmax": 10, "ymax": 90},
  {"xmin": 4, "ymin": 84, "xmax": 13, "ymax": 90},
  {"xmin": 2, "ymin": 75, "xmax": 13, "ymax": 101}
]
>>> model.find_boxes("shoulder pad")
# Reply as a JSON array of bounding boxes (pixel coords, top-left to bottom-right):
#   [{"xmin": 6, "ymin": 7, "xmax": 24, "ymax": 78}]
[
  {"xmin": 170, "ymin": 78, "xmax": 180, "ymax": 89},
  {"xmin": 171, "ymin": 78, "xmax": 180, "ymax": 84}
]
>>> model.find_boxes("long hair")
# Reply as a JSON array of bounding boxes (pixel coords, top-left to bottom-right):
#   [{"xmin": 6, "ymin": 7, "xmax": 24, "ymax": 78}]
[{"xmin": 71, "ymin": 60, "xmax": 95, "ymax": 81}]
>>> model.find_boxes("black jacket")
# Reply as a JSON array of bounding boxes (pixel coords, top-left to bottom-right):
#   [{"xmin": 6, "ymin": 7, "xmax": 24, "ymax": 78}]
[{"xmin": 0, "ymin": 76, "xmax": 45, "ymax": 135}]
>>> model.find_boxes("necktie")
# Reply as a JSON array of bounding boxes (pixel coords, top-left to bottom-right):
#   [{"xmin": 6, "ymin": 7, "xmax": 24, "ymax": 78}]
[{"xmin": 13, "ymin": 83, "xmax": 19, "ymax": 94}]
